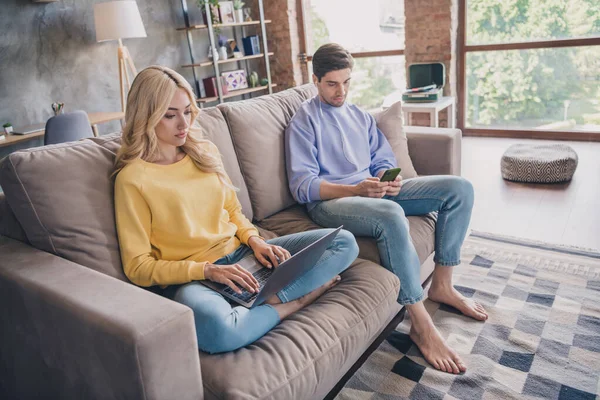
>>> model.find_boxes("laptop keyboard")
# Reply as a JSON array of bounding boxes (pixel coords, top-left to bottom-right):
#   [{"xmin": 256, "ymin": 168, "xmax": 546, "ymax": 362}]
[{"xmin": 223, "ymin": 267, "xmax": 273, "ymax": 303}]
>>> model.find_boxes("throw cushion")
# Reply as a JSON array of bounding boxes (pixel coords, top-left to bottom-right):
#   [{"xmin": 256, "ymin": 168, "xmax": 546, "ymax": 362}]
[
  {"xmin": 371, "ymin": 101, "xmax": 419, "ymax": 179},
  {"xmin": 0, "ymin": 140, "xmax": 127, "ymax": 281}
]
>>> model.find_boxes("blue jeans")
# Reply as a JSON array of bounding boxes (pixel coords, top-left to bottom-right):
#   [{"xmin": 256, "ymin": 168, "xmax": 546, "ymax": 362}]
[
  {"xmin": 309, "ymin": 176, "xmax": 474, "ymax": 305},
  {"xmin": 164, "ymin": 229, "xmax": 358, "ymax": 354}
]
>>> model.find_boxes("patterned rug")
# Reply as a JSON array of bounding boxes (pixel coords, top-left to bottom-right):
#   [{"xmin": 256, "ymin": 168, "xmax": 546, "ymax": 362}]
[{"xmin": 336, "ymin": 232, "xmax": 600, "ymax": 400}]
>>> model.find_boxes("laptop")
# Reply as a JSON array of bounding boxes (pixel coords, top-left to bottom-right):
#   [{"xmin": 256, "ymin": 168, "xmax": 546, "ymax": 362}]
[{"xmin": 201, "ymin": 226, "xmax": 343, "ymax": 308}]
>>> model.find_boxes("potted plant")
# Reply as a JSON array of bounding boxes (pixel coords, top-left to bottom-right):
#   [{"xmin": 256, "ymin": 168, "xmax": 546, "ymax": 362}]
[
  {"xmin": 3, "ymin": 122, "xmax": 13, "ymax": 134},
  {"xmin": 233, "ymin": 0, "xmax": 244, "ymax": 23},
  {"xmin": 197, "ymin": 0, "xmax": 220, "ymax": 28}
]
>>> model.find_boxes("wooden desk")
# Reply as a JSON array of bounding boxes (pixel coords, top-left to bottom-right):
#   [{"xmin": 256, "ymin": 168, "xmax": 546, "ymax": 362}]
[{"xmin": 0, "ymin": 111, "xmax": 125, "ymax": 149}]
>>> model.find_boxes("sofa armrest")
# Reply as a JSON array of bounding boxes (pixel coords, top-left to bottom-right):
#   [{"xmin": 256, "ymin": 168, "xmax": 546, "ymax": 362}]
[
  {"xmin": 0, "ymin": 235, "xmax": 203, "ymax": 400},
  {"xmin": 405, "ymin": 126, "xmax": 462, "ymax": 176}
]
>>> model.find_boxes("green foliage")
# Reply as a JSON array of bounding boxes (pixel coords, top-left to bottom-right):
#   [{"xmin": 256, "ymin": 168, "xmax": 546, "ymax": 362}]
[
  {"xmin": 233, "ymin": 0, "xmax": 244, "ymax": 10},
  {"xmin": 3, "ymin": 122, "xmax": 12, "ymax": 128},
  {"xmin": 349, "ymin": 58, "xmax": 395, "ymax": 111},
  {"xmin": 310, "ymin": 7, "xmax": 330, "ymax": 52},
  {"xmin": 467, "ymin": 0, "xmax": 600, "ymax": 128},
  {"xmin": 196, "ymin": 0, "xmax": 221, "ymax": 34}
]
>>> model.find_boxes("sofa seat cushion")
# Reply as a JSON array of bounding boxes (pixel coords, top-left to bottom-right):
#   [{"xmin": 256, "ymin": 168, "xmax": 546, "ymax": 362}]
[
  {"xmin": 0, "ymin": 140, "xmax": 127, "ymax": 281},
  {"xmin": 200, "ymin": 258, "xmax": 401, "ymax": 400},
  {"xmin": 258, "ymin": 204, "xmax": 436, "ymax": 265}
]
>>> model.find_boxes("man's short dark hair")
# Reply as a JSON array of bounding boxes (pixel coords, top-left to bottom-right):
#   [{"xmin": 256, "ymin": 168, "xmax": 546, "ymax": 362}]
[{"xmin": 312, "ymin": 43, "xmax": 354, "ymax": 81}]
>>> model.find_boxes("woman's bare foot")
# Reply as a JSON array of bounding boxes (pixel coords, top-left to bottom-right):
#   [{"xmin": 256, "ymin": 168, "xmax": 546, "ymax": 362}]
[
  {"xmin": 428, "ymin": 285, "xmax": 488, "ymax": 321},
  {"xmin": 266, "ymin": 276, "xmax": 341, "ymax": 320},
  {"xmin": 407, "ymin": 302, "xmax": 466, "ymax": 374}
]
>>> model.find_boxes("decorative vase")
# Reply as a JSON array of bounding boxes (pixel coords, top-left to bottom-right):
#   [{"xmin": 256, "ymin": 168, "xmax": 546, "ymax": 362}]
[
  {"xmin": 249, "ymin": 71, "xmax": 259, "ymax": 88},
  {"xmin": 218, "ymin": 46, "xmax": 228, "ymax": 60},
  {"xmin": 208, "ymin": 46, "xmax": 219, "ymax": 61},
  {"xmin": 4, "ymin": 126, "xmax": 12, "ymax": 134},
  {"xmin": 234, "ymin": 9, "xmax": 244, "ymax": 23}
]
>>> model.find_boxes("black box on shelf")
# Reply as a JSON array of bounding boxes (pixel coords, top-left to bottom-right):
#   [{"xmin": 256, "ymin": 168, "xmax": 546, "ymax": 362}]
[{"xmin": 242, "ymin": 35, "xmax": 261, "ymax": 55}]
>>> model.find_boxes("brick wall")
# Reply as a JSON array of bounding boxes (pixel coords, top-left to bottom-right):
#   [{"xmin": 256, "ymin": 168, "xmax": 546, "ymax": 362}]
[
  {"xmin": 402, "ymin": 0, "xmax": 457, "ymax": 127},
  {"xmin": 247, "ymin": 0, "xmax": 304, "ymax": 90}
]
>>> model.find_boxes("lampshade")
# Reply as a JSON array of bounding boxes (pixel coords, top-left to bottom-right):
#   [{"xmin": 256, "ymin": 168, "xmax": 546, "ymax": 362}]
[{"xmin": 94, "ymin": 1, "xmax": 147, "ymax": 42}]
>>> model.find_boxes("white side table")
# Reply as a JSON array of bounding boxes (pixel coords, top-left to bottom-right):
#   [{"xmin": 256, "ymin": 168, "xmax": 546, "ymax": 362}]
[{"xmin": 401, "ymin": 96, "xmax": 456, "ymax": 128}]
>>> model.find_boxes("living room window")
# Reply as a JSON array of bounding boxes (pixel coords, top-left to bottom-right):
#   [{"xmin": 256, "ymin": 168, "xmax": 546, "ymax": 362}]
[
  {"xmin": 299, "ymin": 0, "xmax": 406, "ymax": 111},
  {"xmin": 458, "ymin": 0, "xmax": 600, "ymax": 140}
]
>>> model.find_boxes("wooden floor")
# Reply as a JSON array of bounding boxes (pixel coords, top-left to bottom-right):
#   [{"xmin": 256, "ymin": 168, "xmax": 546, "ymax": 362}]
[{"xmin": 462, "ymin": 136, "xmax": 600, "ymax": 251}]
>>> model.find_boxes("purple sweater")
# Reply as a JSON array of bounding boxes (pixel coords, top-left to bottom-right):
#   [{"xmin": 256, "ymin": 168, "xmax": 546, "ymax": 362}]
[{"xmin": 285, "ymin": 96, "xmax": 397, "ymax": 210}]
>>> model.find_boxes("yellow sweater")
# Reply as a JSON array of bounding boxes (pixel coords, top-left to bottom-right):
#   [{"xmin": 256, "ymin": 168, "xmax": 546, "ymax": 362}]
[{"xmin": 114, "ymin": 143, "xmax": 259, "ymax": 287}]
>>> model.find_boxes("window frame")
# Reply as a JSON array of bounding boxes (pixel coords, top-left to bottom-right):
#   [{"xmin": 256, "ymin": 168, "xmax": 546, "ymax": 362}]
[
  {"xmin": 457, "ymin": 0, "xmax": 600, "ymax": 141},
  {"xmin": 297, "ymin": 0, "xmax": 404, "ymax": 76}
]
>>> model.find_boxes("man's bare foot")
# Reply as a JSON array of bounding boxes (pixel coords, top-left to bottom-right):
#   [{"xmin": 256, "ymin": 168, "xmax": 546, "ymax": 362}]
[
  {"xmin": 266, "ymin": 276, "xmax": 341, "ymax": 320},
  {"xmin": 407, "ymin": 302, "xmax": 466, "ymax": 374},
  {"xmin": 428, "ymin": 285, "xmax": 488, "ymax": 321}
]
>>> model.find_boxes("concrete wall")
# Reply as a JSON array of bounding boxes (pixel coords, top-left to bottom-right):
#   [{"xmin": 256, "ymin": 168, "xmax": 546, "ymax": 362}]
[{"xmin": 0, "ymin": 0, "xmax": 207, "ymax": 140}]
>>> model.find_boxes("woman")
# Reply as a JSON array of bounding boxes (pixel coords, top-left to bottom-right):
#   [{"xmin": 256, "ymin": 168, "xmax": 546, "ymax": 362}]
[{"xmin": 113, "ymin": 66, "xmax": 359, "ymax": 354}]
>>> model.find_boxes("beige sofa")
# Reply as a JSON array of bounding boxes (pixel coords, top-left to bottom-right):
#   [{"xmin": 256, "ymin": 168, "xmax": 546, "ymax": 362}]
[{"xmin": 0, "ymin": 84, "xmax": 462, "ymax": 400}]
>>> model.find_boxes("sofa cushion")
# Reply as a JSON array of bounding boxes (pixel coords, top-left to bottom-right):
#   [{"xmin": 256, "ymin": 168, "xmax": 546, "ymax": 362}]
[
  {"xmin": 0, "ymin": 193, "xmax": 28, "ymax": 243},
  {"xmin": 372, "ymin": 101, "xmax": 419, "ymax": 179},
  {"xmin": 0, "ymin": 141, "xmax": 127, "ymax": 281},
  {"xmin": 258, "ymin": 204, "xmax": 436, "ymax": 266},
  {"xmin": 218, "ymin": 89, "xmax": 306, "ymax": 221},
  {"xmin": 200, "ymin": 258, "xmax": 401, "ymax": 400},
  {"xmin": 293, "ymin": 83, "xmax": 318, "ymax": 102},
  {"xmin": 197, "ymin": 107, "xmax": 254, "ymax": 221}
]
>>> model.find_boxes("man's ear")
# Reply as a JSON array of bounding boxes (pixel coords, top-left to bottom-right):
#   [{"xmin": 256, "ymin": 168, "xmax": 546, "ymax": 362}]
[{"xmin": 312, "ymin": 73, "xmax": 318, "ymax": 85}]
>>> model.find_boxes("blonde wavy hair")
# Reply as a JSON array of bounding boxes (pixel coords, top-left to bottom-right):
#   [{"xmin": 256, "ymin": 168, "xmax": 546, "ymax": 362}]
[{"xmin": 113, "ymin": 65, "xmax": 232, "ymax": 188}]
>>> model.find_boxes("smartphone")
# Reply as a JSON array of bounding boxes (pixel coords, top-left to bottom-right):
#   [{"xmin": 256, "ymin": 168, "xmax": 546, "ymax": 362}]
[{"xmin": 380, "ymin": 167, "xmax": 402, "ymax": 182}]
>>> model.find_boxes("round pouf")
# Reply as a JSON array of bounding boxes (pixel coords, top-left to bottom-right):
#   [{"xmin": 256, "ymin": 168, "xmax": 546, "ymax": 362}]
[{"xmin": 501, "ymin": 144, "xmax": 578, "ymax": 183}]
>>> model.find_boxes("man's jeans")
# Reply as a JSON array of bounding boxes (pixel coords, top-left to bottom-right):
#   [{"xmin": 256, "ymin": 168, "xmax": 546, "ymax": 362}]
[{"xmin": 309, "ymin": 175, "xmax": 474, "ymax": 305}]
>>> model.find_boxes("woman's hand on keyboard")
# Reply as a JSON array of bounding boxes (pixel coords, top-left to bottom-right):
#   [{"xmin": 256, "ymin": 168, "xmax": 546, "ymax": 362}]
[
  {"xmin": 204, "ymin": 263, "xmax": 260, "ymax": 294},
  {"xmin": 248, "ymin": 237, "xmax": 292, "ymax": 269}
]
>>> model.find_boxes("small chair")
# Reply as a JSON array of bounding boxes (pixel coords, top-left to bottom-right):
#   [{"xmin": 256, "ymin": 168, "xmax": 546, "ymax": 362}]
[{"xmin": 44, "ymin": 110, "xmax": 94, "ymax": 145}]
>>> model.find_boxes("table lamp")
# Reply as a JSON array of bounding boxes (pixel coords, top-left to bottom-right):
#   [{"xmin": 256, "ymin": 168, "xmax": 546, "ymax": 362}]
[{"xmin": 94, "ymin": 1, "xmax": 147, "ymax": 112}]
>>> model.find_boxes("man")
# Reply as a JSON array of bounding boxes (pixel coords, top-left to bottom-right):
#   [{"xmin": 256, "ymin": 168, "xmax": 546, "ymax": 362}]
[{"xmin": 285, "ymin": 43, "xmax": 487, "ymax": 374}]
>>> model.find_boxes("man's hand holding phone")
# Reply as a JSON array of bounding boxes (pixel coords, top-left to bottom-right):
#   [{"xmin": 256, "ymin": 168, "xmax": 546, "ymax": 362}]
[
  {"xmin": 352, "ymin": 168, "xmax": 402, "ymax": 198},
  {"xmin": 378, "ymin": 167, "xmax": 403, "ymax": 197},
  {"xmin": 353, "ymin": 177, "xmax": 388, "ymax": 198}
]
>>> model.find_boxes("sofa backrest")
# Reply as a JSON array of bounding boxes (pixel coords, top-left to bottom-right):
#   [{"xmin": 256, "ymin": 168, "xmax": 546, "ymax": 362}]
[
  {"xmin": 0, "ymin": 83, "xmax": 417, "ymax": 283},
  {"xmin": 0, "ymin": 140, "xmax": 128, "ymax": 281}
]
